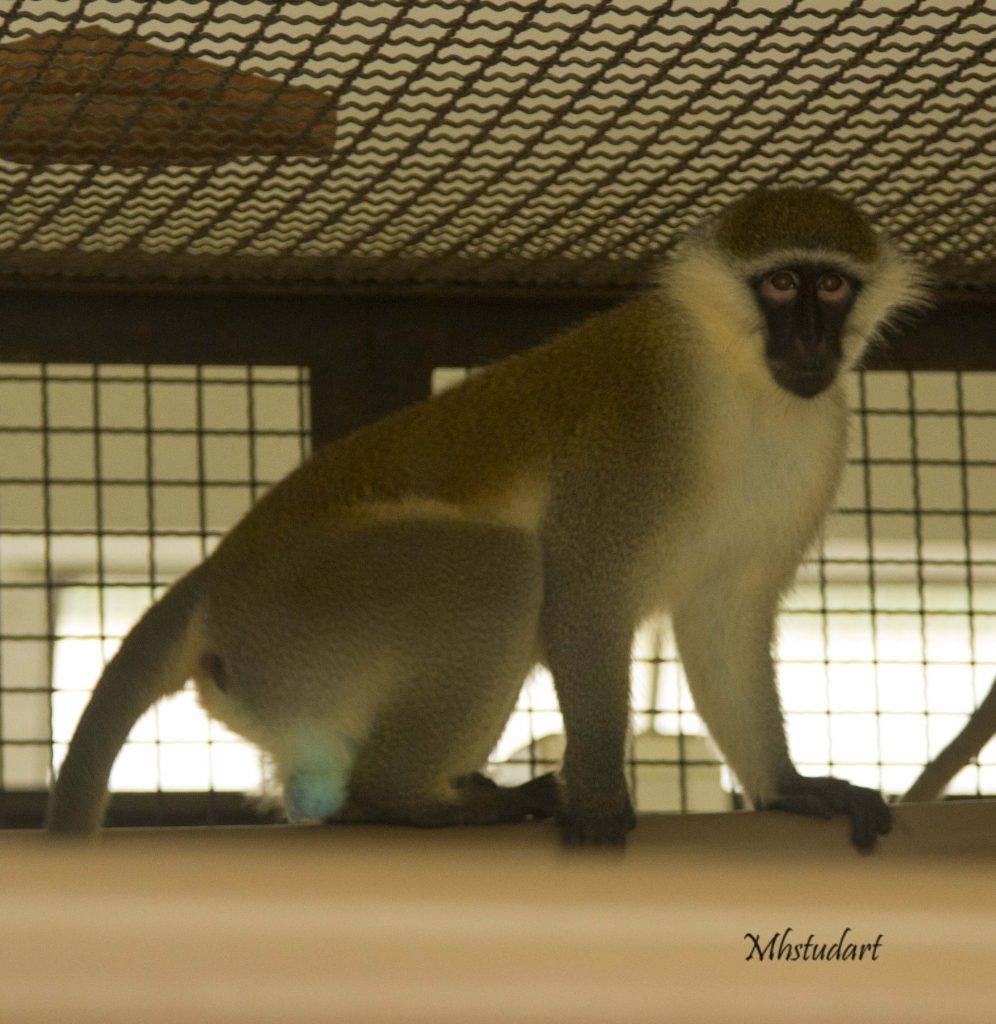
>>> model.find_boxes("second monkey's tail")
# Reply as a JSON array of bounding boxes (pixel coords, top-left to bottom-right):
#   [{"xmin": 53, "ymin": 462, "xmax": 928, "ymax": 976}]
[{"xmin": 45, "ymin": 566, "xmax": 206, "ymax": 834}]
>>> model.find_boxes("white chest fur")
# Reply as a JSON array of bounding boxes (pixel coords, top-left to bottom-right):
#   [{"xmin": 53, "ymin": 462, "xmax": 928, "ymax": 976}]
[
  {"xmin": 719, "ymin": 386, "xmax": 842, "ymax": 527},
  {"xmin": 646, "ymin": 376, "xmax": 848, "ymax": 610}
]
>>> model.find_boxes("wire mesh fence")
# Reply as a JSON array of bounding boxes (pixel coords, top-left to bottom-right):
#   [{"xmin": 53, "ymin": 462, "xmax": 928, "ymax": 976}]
[
  {"xmin": 439, "ymin": 366, "xmax": 996, "ymax": 811},
  {"xmin": 0, "ymin": 363, "xmax": 310, "ymax": 817},
  {"xmin": 4, "ymin": 361, "xmax": 990, "ymax": 826},
  {"xmin": 0, "ymin": 2, "xmax": 993, "ymax": 825},
  {"xmin": 0, "ymin": 1, "xmax": 993, "ymax": 293}
]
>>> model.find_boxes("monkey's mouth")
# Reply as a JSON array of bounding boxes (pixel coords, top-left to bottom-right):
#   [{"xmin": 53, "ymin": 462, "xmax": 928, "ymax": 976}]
[{"xmin": 768, "ymin": 361, "xmax": 838, "ymax": 399}]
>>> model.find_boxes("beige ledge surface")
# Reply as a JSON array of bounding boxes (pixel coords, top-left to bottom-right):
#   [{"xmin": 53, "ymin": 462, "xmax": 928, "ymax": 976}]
[{"xmin": 1, "ymin": 802, "xmax": 993, "ymax": 1024}]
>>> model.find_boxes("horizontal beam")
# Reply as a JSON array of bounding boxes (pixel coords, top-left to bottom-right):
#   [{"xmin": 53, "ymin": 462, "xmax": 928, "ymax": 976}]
[
  {"xmin": 3, "ymin": 808, "xmax": 993, "ymax": 1021},
  {"xmin": 0, "ymin": 286, "xmax": 992, "ymax": 371},
  {"xmin": 3, "ymin": 791, "xmax": 994, "ymax": 852}
]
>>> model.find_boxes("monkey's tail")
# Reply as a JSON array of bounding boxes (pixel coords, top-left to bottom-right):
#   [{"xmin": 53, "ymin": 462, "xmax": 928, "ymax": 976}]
[{"xmin": 45, "ymin": 566, "xmax": 206, "ymax": 834}]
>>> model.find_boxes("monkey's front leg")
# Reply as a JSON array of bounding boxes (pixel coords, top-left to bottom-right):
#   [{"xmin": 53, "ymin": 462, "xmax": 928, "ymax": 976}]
[
  {"xmin": 543, "ymin": 595, "xmax": 637, "ymax": 847},
  {"xmin": 672, "ymin": 579, "xmax": 891, "ymax": 851}
]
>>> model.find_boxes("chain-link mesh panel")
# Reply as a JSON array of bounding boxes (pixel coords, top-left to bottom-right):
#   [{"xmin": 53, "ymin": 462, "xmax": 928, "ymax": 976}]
[{"xmin": 0, "ymin": 1, "xmax": 993, "ymax": 292}]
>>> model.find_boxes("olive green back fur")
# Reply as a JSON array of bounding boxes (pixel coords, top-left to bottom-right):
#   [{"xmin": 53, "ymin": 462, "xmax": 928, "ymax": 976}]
[{"xmin": 212, "ymin": 291, "xmax": 700, "ymax": 569}]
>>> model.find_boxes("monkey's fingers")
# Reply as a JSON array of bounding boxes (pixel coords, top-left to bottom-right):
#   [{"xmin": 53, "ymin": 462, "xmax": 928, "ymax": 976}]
[
  {"xmin": 765, "ymin": 776, "xmax": 892, "ymax": 852},
  {"xmin": 558, "ymin": 800, "xmax": 637, "ymax": 848}
]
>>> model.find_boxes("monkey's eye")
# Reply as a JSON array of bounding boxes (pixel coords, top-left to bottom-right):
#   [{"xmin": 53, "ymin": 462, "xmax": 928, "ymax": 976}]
[
  {"xmin": 818, "ymin": 272, "xmax": 851, "ymax": 302},
  {"xmin": 760, "ymin": 270, "xmax": 799, "ymax": 304}
]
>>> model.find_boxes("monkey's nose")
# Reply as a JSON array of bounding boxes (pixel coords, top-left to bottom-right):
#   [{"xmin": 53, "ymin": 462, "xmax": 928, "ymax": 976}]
[{"xmin": 790, "ymin": 333, "xmax": 832, "ymax": 363}]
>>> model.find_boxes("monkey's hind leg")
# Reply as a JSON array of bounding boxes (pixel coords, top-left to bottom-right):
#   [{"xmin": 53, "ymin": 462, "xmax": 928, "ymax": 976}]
[
  {"xmin": 205, "ymin": 514, "xmax": 548, "ymax": 829},
  {"xmin": 328, "ymin": 517, "xmax": 549, "ymax": 828},
  {"xmin": 340, "ymin": 644, "xmax": 551, "ymax": 829}
]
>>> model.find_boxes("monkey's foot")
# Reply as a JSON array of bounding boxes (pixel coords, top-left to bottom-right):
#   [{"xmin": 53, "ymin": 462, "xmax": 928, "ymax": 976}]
[
  {"xmin": 763, "ymin": 774, "xmax": 892, "ymax": 852},
  {"xmin": 339, "ymin": 772, "xmax": 562, "ymax": 827},
  {"xmin": 508, "ymin": 773, "xmax": 561, "ymax": 820},
  {"xmin": 453, "ymin": 771, "xmax": 561, "ymax": 821}
]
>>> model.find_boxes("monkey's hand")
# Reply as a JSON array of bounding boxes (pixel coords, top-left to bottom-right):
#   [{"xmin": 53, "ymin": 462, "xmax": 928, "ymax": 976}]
[
  {"xmin": 762, "ymin": 773, "xmax": 892, "ymax": 852},
  {"xmin": 558, "ymin": 792, "xmax": 637, "ymax": 847}
]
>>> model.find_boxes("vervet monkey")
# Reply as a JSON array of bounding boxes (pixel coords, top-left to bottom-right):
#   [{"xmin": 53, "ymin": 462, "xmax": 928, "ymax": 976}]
[{"xmin": 47, "ymin": 187, "xmax": 926, "ymax": 848}]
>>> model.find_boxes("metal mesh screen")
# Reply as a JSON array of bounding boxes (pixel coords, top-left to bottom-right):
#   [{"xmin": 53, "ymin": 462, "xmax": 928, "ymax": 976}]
[
  {"xmin": 0, "ymin": 363, "xmax": 310, "ymax": 812},
  {"xmin": 0, "ymin": 1, "xmax": 993, "ymax": 293},
  {"xmin": 0, "ymin": 0, "xmax": 993, "ymax": 828},
  {"xmin": 0, "ymin": 361, "xmax": 993, "ymax": 823},
  {"xmin": 457, "ymin": 366, "xmax": 996, "ymax": 811}
]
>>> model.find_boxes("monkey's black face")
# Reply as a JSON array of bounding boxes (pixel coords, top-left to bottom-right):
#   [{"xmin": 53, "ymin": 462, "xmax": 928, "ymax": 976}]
[{"xmin": 751, "ymin": 263, "xmax": 861, "ymax": 398}]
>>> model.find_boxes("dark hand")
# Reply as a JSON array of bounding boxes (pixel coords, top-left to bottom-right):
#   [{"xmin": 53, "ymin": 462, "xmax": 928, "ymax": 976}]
[
  {"xmin": 558, "ymin": 791, "xmax": 637, "ymax": 847},
  {"xmin": 763, "ymin": 773, "xmax": 891, "ymax": 851}
]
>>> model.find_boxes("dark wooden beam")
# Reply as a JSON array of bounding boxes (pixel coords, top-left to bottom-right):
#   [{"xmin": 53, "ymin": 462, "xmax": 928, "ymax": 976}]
[
  {"xmin": 1, "ymin": 285, "xmax": 990, "ymax": 367},
  {"xmin": 863, "ymin": 295, "xmax": 996, "ymax": 372},
  {"xmin": 0, "ymin": 287, "xmax": 992, "ymax": 446}
]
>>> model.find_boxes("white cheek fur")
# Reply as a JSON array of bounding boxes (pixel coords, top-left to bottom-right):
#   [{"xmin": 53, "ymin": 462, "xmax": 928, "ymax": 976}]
[
  {"xmin": 663, "ymin": 248, "xmax": 766, "ymax": 380},
  {"xmin": 662, "ymin": 238, "xmax": 929, "ymax": 377}
]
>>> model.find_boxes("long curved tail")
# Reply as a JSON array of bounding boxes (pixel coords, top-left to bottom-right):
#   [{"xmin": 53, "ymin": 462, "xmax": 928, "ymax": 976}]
[{"xmin": 46, "ymin": 566, "xmax": 206, "ymax": 834}]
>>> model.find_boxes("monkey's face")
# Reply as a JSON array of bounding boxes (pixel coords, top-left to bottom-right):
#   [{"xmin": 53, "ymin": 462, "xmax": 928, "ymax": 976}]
[
  {"xmin": 665, "ymin": 206, "xmax": 927, "ymax": 401},
  {"xmin": 751, "ymin": 263, "xmax": 861, "ymax": 399}
]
